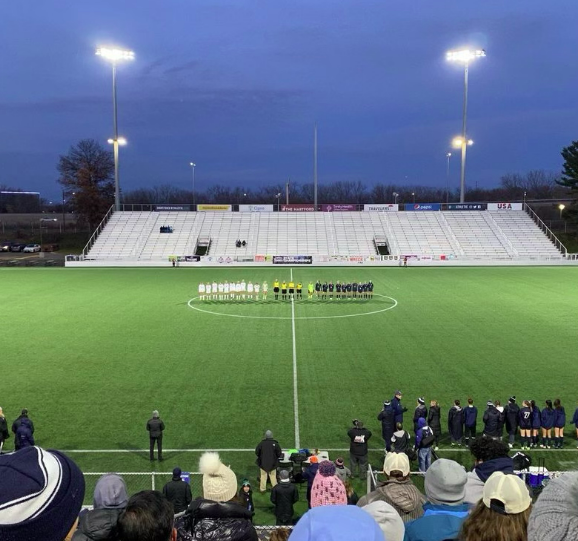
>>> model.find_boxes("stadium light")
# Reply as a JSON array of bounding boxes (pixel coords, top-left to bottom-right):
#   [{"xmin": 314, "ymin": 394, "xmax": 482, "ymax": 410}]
[
  {"xmin": 108, "ymin": 137, "xmax": 127, "ymax": 146},
  {"xmin": 96, "ymin": 46, "xmax": 134, "ymax": 211},
  {"xmin": 276, "ymin": 192, "xmax": 282, "ymax": 212},
  {"xmin": 559, "ymin": 204, "xmax": 566, "ymax": 219},
  {"xmin": 452, "ymin": 137, "xmax": 473, "ymax": 148},
  {"xmin": 447, "ymin": 48, "xmax": 485, "ymax": 203},
  {"xmin": 190, "ymin": 162, "xmax": 196, "ymax": 207},
  {"xmin": 446, "ymin": 153, "xmax": 452, "ymax": 204},
  {"xmin": 392, "ymin": 192, "xmax": 399, "ymax": 204}
]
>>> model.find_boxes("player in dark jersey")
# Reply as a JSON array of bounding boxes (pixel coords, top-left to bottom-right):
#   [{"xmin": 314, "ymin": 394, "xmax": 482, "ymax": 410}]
[
  {"xmin": 345, "ymin": 282, "xmax": 352, "ymax": 299},
  {"xmin": 359, "ymin": 282, "xmax": 366, "ymax": 299},
  {"xmin": 296, "ymin": 282, "xmax": 303, "ymax": 300},
  {"xmin": 315, "ymin": 280, "xmax": 321, "ymax": 298},
  {"xmin": 518, "ymin": 400, "xmax": 533, "ymax": 450},
  {"xmin": 321, "ymin": 281, "xmax": 328, "ymax": 299},
  {"xmin": 352, "ymin": 281, "xmax": 358, "ymax": 299},
  {"xmin": 328, "ymin": 281, "xmax": 334, "ymax": 299},
  {"xmin": 368, "ymin": 280, "xmax": 374, "ymax": 299},
  {"xmin": 335, "ymin": 281, "xmax": 342, "ymax": 300}
]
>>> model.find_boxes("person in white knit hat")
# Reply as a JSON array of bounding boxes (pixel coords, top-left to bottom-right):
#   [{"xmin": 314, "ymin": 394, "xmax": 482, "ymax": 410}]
[{"xmin": 176, "ymin": 452, "xmax": 258, "ymax": 541}]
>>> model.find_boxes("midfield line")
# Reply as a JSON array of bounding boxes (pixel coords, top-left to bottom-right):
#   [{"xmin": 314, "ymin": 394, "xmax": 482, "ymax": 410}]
[{"xmin": 290, "ymin": 267, "xmax": 300, "ymax": 448}]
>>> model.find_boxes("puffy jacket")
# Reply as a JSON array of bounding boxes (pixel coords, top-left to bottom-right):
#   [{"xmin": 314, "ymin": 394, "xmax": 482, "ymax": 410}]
[
  {"xmin": 505, "ymin": 403, "xmax": 519, "ymax": 433},
  {"xmin": 255, "ymin": 437, "xmax": 282, "ymax": 472},
  {"xmin": 357, "ymin": 478, "xmax": 426, "ymax": 523},
  {"xmin": 448, "ymin": 406, "xmax": 464, "ymax": 440},
  {"xmin": 463, "ymin": 406, "xmax": 477, "ymax": 428},
  {"xmin": 404, "ymin": 503, "xmax": 469, "ymax": 541},
  {"xmin": 72, "ymin": 509, "xmax": 122, "ymax": 541},
  {"xmin": 163, "ymin": 478, "xmax": 193, "ymax": 513},
  {"xmin": 16, "ymin": 418, "xmax": 34, "ymax": 449},
  {"xmin": 572, "ymin": 408, "xmax": 578, "ymax": 428},
  {"xmin": 271, "ymin": 481, "xmax": 299, "ymax": 522},
  {"xmin": 178, "ymin": 499, "xmax": 257, "ymax": 541},
  {"xmin": 483, "ymin": 407, "xmax": 502, "ymax": 437},
  {"xmin": 427, "ymin": 406, "xmax": 441, "ymax": 438},
  {"xmin": 413, "ymin": 405, "xmax": 428, "ymax": 433},
  {"xmin": 378, "ymin": 406, "xmax": 396, "ymax": 439},
  {"xmin": 464, "ymin": 457, "xmax": 514, "ymax": 506},
  {"xmin": 541, "ymin": 408, "xmax": 555, "ymax": 429},
  {"xmin": 11, "ymin": 414, "xmax": 34, "ymax": 436}
]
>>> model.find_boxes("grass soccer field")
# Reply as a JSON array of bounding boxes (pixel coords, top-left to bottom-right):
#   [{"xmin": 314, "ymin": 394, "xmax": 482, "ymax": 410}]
[{"xmin": 2, "ymin": 266, "xmax": 577, "ymax": 521}]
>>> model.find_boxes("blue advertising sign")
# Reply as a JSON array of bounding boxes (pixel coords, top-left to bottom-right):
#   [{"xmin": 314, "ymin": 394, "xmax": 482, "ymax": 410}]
[
  {"xmin": 181, "ymin": 472, "xmax": 190, "ymax": 484},
  {"xmin": 404, "ymin": 203, "xmax": 441, "ymax": 211},
  {"xmin": 446, "ymin": 203, "xmax": 487, "ymax": 210},
  {"xmin": 154, "ymin": 205, "xmax": 191, "ymax": 211}
]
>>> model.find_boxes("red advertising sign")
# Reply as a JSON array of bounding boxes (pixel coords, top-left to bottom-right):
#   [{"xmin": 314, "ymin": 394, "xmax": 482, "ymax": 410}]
[
  {"xmin": 320, "ymin": 204, "xmax": 356, "ymax": 212},
  {"xmin": 281, "ymin": 204, "xmax": 316, "ymax": 212}
]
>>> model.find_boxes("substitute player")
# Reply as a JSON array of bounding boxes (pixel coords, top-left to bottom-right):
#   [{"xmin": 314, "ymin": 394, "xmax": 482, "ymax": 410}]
[
  {"xmin": 308, "ymin": 281, "xmax": 314, "ymax": 299},
  {"xmin": 281, "ymin": 280, "xmax": 288, "ymax": 301},
  {"xmin": 296, "ymin": 281, "xmax": 303, "ymax": 300},
  {"xmin": 273, "ymin": 278, "xmax": 280, "ymax": 300}
]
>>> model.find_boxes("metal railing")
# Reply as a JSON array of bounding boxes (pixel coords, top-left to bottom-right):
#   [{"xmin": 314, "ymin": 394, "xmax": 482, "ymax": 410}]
[
  {"xmin": 81, "ymin": 205, "xmax": 115, "ymax": 258},
  {"xmin": 525, "ymin": 204, "xmax": 568, "ymax": 256},
  {"xmin": 483, "ymin": 212, "xmax": 518, "ymax": 257}
]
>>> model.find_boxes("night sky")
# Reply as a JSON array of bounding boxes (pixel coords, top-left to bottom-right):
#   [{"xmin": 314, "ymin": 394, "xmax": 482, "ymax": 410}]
[{"xmin": 1, "ymin": 1, "xmax": 577, "ymax": 201}]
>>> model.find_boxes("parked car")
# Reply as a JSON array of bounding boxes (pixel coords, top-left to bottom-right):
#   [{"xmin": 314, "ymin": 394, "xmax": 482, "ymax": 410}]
[
  {"xmin": 1, "ymin": 241, "xmax": 15, "ymax": 252},
  {"xmin": 10, "ymin": 242, "xmax": 27, "ymax": 252},
  {"xmin": 23, "ymin": 244, "xmax": 41, "ymax": 253}
]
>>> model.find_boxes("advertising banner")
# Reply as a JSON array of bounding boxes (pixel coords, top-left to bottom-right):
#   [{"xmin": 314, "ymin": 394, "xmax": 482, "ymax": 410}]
[
  {"xmin": 280, "ymin": 204, "xmax": 315, "ymax": 212},
  {"xmin": 239, "ymin": 204, "xmax": 274, "ymax": 212},
  {"xmin": 446, "ymin": 203, "xmax": 487, "ymax": 210},
  {"xmin": 273, "ymin": 255, "xmax": 313, "ymax": 264},
  {"xmin": 320, "ymin": 204, "xmax": 356, "ymax": 212},
  {"xmin": 363, "ymin": 204, "xmax": 399, "ymax": 212},
  {"xmin": 404, "ymin": 203, "xmax": 441, "ymax": 211},
  {"xmin": 197, "ymin": 204, "xmax": 232, "ymax": 211},
  {"xmin": 487, "ymin": 203, "xmax": 523, "ymax": 211},
  {"xmin": 183, "ymin": 255, "xmax": 201, "ymax": 262},
  {"xmin": 154, "ymin": 204, "xmax": 190, "ymax": 211}
]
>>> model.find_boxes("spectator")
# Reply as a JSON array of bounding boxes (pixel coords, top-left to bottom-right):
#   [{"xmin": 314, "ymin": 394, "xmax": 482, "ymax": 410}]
[
  {"xmin": 391, "ymin": 422, "xmax": 411, "ymax": 454},
  {"xmin": 271, "ymin": 470, "xmax": 299, "ymax": 525},
  {"xmin": 505, "ymin": 396, "xmax": 519, "ymax": 449},
  {"xmin": 448, "ymin": 399, "xmax": 464, "ymax": 446},
  {"xmin": 362, "ymin": 501, "xmax": 405, "ymax": 541},
  {"xmin": 553, "ymin": 398, "xmax": 566, "ymax": 449},
  {"xmin": 460, "ymin": 472, "xmax": 532, "ymax": 541},
  {"xmin": 311, "ymin": 460, "xmax": 347, "ymax": 507},
  {"xmin": 428, "ymin": 400, "xmax": 442, "ymax": 451},
  {"xmin": 0, "ymin": 407, "xmax": 9, "ymax": 454},
  {"xmin": 483, "ymin": 401, "xmax": 502, "ymax": 439},
  {"xmin": 238, "ymin": 479, "xmax": 254, "ymax": 513},
  {"xmin": 391, "ymin": 391, "xmax": 407, "ymax": 425},
  {"xmin": 162, "ymin": 467, "xmax": 192, "ymax": 513},
  {"xmin": 0, "ymin": 446, "xmax": 85, "ymax": 541},
  {"xmin": 72, "ymin": 473, "xmax": 128, "ymax": 541},
  {"xmin": 415, "ymin": 417, "xmax": 435, "ymax": 472},
  {"xmin": 404, "ymin": 459, "xmax": 469, "ymax": 541},
  {"xmin": 464, "ymin": 437, "xmax": 513, "ymax": 507},
  {"xmin": 147, "ymin": 410, "xmax": 165, "ymax": 461},
  {"xmin": 530, "ymin": 400, "xmax": 541, "ymax": 448},
  {"xmin": 255, "ymin": 429, "xmax": 282, "ymax": 492},
  {"xmin": 413, "ymin": 397, "xmax": 428, "ymax": 434},
  {"xmin": 16, "ymin": 417, "xmax": 35, "ymax": 449},
  {"xmin": 357, "ymin": 450, "xmax": 425, "ymax": 523},
  {"xmin": 344, "ymin": 480, "xmax": 359, "ymax": 505},
  {"xmin": 289, "ymin": 505, "xmax": 383, "ymax": 541},
  {"xmin": 378, "ymin": 400, "xmax": 395, "ymax": 451},
  {"xmin": 463, "ymin": 398, "xmax": 478, "ymax": 447},
  {"xmin": 334, "ymin": 457, "xmax": 352, "ymax": 483},
  {"xmin": 527, "ymin": 472, "xmax": 578, "ymax": 541},
  {"xmin": 302, "ymin": 455, "xmax": 319, "ymax": 507},
  {"xmin": 117, "ymin": 490, "xmax": 176, "ymax": 541},
  {"xmin": 347, "ymin": 419, "xmax": 372, "ymax": 478},
  {"xmin": 177, "ymin": 452, "xmax": 257, "ymax": 541},
  {"xmin": 495, "ymin": 400, "xmax": 506, "ymax": 439},
  {"xmin": 11, "ymin": 408, "xmax": 34, "ymax": 450}
]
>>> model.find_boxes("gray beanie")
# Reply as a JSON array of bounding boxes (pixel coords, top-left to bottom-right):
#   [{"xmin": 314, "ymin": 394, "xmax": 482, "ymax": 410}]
[
  {"xmin": 528, "ymin": 473, "xmax": 578, "ymax": 541},
  {"xmin": 425, "ymin": 459, "xmax": 467, "ymax": 505}
]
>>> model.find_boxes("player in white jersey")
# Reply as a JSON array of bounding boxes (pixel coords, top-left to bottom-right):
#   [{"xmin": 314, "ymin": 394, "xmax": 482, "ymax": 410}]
[
  {"xmin": 254, "ymin": 282, "xmax": 260, "ymax": 300},
  {"xmin": 230, "ymin": 280, "xmax": 236, "ymax": 300},
  {"xmin": 223, "ymin": 281, "xmax": 230, "ymax": 299},
  {"xmin": 212, "ymin": 281, "xmax": 218, "ymax": 300},
  {"xmin": 218, "ymin": 281, "xmax": 224, "ymax": 300},
  {"xmin": 198, "ymin": 282, "xmax": 206, "ymax": 300},
  {"xmin": 205, "ymin": 283, "xmax": 212, "ymax": 298},
  {"xmin": 247, "ymin": 281, "xmax": 254, "ymax": 300},
  {"xmin": 262, "ymin": 281, "xmax": 268, "ymax": 300},
  {"xmin": 240, "ymin": 279, "xmax": 247, "ymax": 300},
  {"xmin": 236, "ymin": 281, "xmax": 242, "ymax": 300}
]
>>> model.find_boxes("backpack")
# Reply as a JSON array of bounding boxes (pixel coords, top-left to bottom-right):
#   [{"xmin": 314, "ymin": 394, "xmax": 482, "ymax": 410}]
[{"xmin": 420, "ymin": 428, "xmax": 435, "ymax": 448}]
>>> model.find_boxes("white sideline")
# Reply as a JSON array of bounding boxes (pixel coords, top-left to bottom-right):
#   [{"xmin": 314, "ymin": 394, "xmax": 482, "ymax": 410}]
[{"xmin": 291, "ymin": 267, "xmax": 300, "ymax": 448}]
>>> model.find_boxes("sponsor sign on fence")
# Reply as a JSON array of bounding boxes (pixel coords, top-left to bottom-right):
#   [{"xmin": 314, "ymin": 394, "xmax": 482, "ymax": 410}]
[
  {"xmin": 197, "ymin": 204, "xmax": 232, "ymax": 211},
  {"xmin": 154, "ymin": 204, "xmax": 190, "ymax": 211},
  {"xmin": 280, "ymin": 204, "xmax": 316, "ymax": 212},
  {"xmin": 363, "ymin": 204, "xmax": 399, "ymax": 212},
  {"xmin": 320, "ymin": 204, "xmax": 356, "ymax": 212},
  {"xmin": 273, "ymin": 255, "xmax": 313, "ymax": 264},
  {"xmin": 239, "ymin": 204, "xmax": 274, "ymax": 212},
  {"xmin": 487, "ymin": 203, "xmax": 523, "ymax": 211},
  {"xmin": 446, "ymin": 203, "xmax": 487, "ymax": 210},
  {"xmin": 405, "ymin": 203, "xmax": 441, "ymax": 211}
]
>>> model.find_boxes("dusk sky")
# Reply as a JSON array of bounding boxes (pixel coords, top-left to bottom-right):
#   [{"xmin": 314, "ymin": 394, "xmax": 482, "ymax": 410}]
[{"xmin": 1, "ymin": 1, "xmax": 577, "ymax": 201}]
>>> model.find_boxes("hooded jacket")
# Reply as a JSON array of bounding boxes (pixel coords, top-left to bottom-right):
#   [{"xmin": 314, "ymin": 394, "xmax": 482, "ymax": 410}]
[
  {"xmin": 391, "ymin": 429, "xmax": 411, "ymax": 453},
  {"xmin": 505, "ymin": 402, "xmax": 520, "ymax": 433},
  {"xmin": 463, "ymin": 457, "xmax": 514, "ymax": 506},
  {"xmin": 413, "ymin": 405, "xmax": 428, "ymax": 433},
  {"xmin": 463, "ymin": 405, "xmax": 477, "ymax": 428},
  {"xmin": 415, "ymin": 418, "xmax": 433, "ymax": 449},
  {"xmin": 163, "ymin": 476, "xmax": 193, "ymax": 513},
  {"xmin": 541, "ymin": 407, "xmax": 555, "ymax": 429},
  {"xmin": 378, "ymin": 405, "xmax": 396, "ymax": 439},
  {"xmin": 15, "ymin": 418, "xmax": 34, "ymax": 449},
  {"xmin": 255, "ymin": 436, "xmax": 282, "ymax": 472},
  {"xmin": 270, "ymin": 480, "xmax": 299, "ymax": 521},
  {"xmin": 483, "ymin": 406, "xmax": 503, "ymax": 437},
  {"xmin": 448, "ymin": 406, "xmax": 464, "ymax": 440},
  {"xmin": 427, "ymin": 406, "xmax": 441, "ymax": 437},
  {"xmin": 358, "ymin": 478, "xmax": 426, "ymax": 523}
]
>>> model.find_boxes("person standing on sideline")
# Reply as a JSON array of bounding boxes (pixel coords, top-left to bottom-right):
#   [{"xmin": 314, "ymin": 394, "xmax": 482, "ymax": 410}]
[
  {"xmin": 415, "ymin": 418, "xmax": 434, "ymax": 472},
  {"xmin": 448, "ymin": 400, "xmax": 464, "ymax": 446},
  {"xmin": 391, "ymin": 391, "xmax": 407, "ymax": 425},
  {"xmin": 162, "ymin": 467, "xmax": 192, "ymax": 513},
  {"xmin": 270, "ymin": 470, "xmax": 299, "ymax": 525},
  {"xmin": 505, "ymin": 396, "xmax": 519, "ymax": 449},
  {"xmin": 428, "ymin": 400, "xmax": 442, "ymax": 451},
  {"xmin": 572, "ymin": 402, "xmax": 578, "ymax": 448},
  {"xmin": 378, "ymin": 400, "xmax": 395, "ymax": 452},
  {"xmin": 255, "ymin": 429, "xmax": 282, "ymax": 492},
  {"xmin": 0, "ymin": 407, "xmax": 9, "ymax": 454},
  {"xmin": 348, "ymin": 420, "xmax": 372, "ymax": 479},
  {"xmin": 15, "ymin": 417, "xmax": 34, "ymax": 449},
  {"xmin": 553, "ymin": 398, "xmax": 566, "ymax": 448},
  {"xmin": 334, "ymin": 457, "xmax": 352, "ymax": 484},
  {"xmin": 238, "ymin": 479, "xmax": 254, "ymax": 513},
  {"xmin": 463, "ymin": 398, "xmax": 478, "ymax": 447},
  {"xmin": 146, "ymin": 410, "xmax": 165, "ymax": 461},
  {"xmin": 413, "ymin": 398, "xmax": 428, "ymax": 435},
  {"xmin": 302, "ymin": 456, "xmax": 319, "ymax": 508},
  {"xmin": 11, "ymin": 408, "xmax": 34, "ymax": 450}
]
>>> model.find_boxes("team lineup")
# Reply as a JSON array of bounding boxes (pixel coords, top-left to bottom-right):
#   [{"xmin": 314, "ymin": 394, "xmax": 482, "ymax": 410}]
[{"xmin": 197, "ymin": 279, "xmax": 375, "ymax": 301}]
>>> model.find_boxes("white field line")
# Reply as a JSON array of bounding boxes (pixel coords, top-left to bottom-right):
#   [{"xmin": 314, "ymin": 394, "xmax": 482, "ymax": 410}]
[{"xmin": 290, "ymin": 267, "xmax": 300, "ymax": 448}]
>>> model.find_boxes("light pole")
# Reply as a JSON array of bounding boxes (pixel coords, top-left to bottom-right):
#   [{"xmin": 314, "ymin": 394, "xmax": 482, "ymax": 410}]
[
  {"xmin": 559, "ymin": 204, "xmax": 566, "ymax": 220},
  {"xmin": 393, "ymin": 192, "xmax": 399, "ymax": 205},
  {"xmin": 96, "ymin": 47, "xmax": 134, "ymax": 211},
  {"xmin": 445, "ymin": 153, "xmax": 452, "ymax": 203},
  {"xmin": 523, "ymin": 191, "xmax": 527, "ymax": 208},
  {"xmin": 447, "ymin": 48, "xmax": 485, "ymax": 202},
  {"xmin": 189, "ymin": 162, "xmax": 196, "ymax": 207},
  {"xmin": 276, "ymin": 192, "xmax": 282, "ymax": 212},
  {"xmin": 39, "ymin": 218, "xmax": 57, "ymax": 251},
  {"xmin": 411, "ymin": 192, "xmax": 415, "ymax": 203}
]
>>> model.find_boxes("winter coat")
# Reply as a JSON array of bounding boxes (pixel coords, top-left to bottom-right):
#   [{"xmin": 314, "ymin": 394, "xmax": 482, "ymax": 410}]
[
  {"xmin": 238, "ymin": 489, "xmax": 254, "ymax": 513},
  {"xmin": 270, "ymin": 481, "xmax": 299, "ymax": 522},
  {"xmin": 415, "ymin": 418, "xmax": 433, "ymax": 449},
  {"xmin": 162, "ymin": 477, "xmax": 193, "ymax": 513},
  {"xmin": 303, "ymin": 463, "xmax": 319, "ymax": 490},
  {"xmin": 483, "ymin": 407, "xmax": 502, "ymax": 437},
  {"xmin": 177, "ymin": 498, "xmax": 257, "ymax": 541},
  {"xmin": 378, "ymin": 405, "xmax": 396, "ymax": 441},
  {"xmin": 572, "ymin": 408, "xmax": 578, "ymax": 428},
  {"xmin": 357, "ymin": 478, "xmax": 426, "ymax": 523},
  {"xmin": 348, "ymin": 427, "xmax": 372, "ymax": 457},
  {"xmin": 448, "ymin": 406, "xmax": 464, "ymax": 440},
  {"xmin": 413, "ymin": 405, "xmax": 428, "ymax": 434},
  {"xmin": 403, "ymin": 503, "xmax": 469, "ymax": 541},
  {"xmin": 0, "ymin": 416, "xmax": 9, "ymax": 442},
  {"xmin": 146, "ymin": 417, "xmax": 164, "ymax": 438},
  {"xmin": 554, "ymin": 406, "xmax": 566, "ymax": 428},
  {"xmin": 505, "ymin": 403, "xmax": 520, "ymax": 434},
  {"xmin": 463, "ymin": 406, "xmax": 477, "ymax": 428},
  {"xmin": 531, "ymin": 406, "xmax": 541, "ymax": 429},
  {"xmin": 255, "ymin": 437, "xmax": 282, "ymax": 472},
  {"xmin": 16, "ymin": 418, "xmax": 34, "ymax": 449},
  {"xmin": 464, "ymin": 457, "xmax": 514, "ymax": 506},
  {"xmin": 427, "ymin": 406, "xmax": 442, "ymax": 438},
  {"xmin": 541, "ymin": 408, "xmax": 555, "ymax": 429},
  {"xmin": 335, "ymin": 465, "xmax": 352, "ymax": 483},
  {"xmin": 496, "ymin": 406, "xmax": 505, "ymax": 435},
  {"xmin": 11, "ymin": 414, "xmax": 34, "ymax": 436},
  {"xmin": 392, "ymin": 397, "xmax": 407, "ymax": 424},
  {"xmin": 72, "ymin": 509, "xmax": 122, "ymax": 541},
  {"xmin": 391, "ymin": 430, "xmax": 411, "ymax": 453}
]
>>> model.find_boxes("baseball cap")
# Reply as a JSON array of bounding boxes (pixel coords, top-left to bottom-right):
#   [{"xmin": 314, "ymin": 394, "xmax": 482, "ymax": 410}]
[
  {"xmin": 383, "ymin": 452, "xmax": 410, "ymax": 477},
  {"xmin": 483, "ymin": 472, "xmax": 532, "ymax": 515}
]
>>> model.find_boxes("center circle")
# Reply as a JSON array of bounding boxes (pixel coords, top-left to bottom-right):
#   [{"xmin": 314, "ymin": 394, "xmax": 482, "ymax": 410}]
[{"xmin": 187, "ymin": 293, "xmax": 398, "ymax": 320}]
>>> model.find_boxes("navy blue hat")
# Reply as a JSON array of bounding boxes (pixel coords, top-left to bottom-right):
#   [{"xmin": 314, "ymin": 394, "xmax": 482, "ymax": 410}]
[
  {"xmin": 0, "ymin": 446, "xmax": 85, "ymax": 541},
  {"xmin": 173, "ymin": 467, "xmax": 182, "ymax": 478}
]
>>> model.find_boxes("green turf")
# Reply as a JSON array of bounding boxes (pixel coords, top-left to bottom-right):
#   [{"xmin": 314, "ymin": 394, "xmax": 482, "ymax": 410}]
[{"xmin": 2, "ymin": 267, "xmax": 577, "ymax": 522}]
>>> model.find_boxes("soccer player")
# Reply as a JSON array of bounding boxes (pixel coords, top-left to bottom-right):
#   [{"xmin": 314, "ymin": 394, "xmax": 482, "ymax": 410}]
[
  {"xmin": 335, "ymin": 281, "xmax": 342, "ymax": 299},
  {"xmin": 541, "ymin": 400, "xmax": 555, "ymax": 448},
  {"xmin": 352, "ymin": 281, "xmax": 358, "ymax": 299},
  {"xmin": 224, "ymin": 280, "xmax": 230, "ymax": 300},
  {"xmin": 346, "ymin": 282, "xmax": 352, "ymax": 299},
  {"xmin": 212, "ymin": 280, "xmax": 218, "ymax": 300},
  {"xmin": 205, "ymin": 282, "xmax": 212, "ymax": 300},
  {"xmin": 359, "ymin": 282, "xmax": 365, "ymax": 299},
  {"xmin": 240, "ymin": 279, "xmax": 247, "ymax": 300},
  {"xmin": 230, "ymin": 280, "xmax": 236, "ymax": 300},
  {"xmin": 328, "ymin": 281, "xmax": 334, "ymax": 299},
  {"xmin": 254, "ymin": 281, "xmax": 260, "ymax": 300},
  {"xmin": 315, "ymin": 280, "xmax": 321, "ymax": 298},
  {"xmin": 236, "ymin": 281, "xmax": 242, "ymax": 300},
  {"xmin": 307, "ymin": 281, "xmax": 314, "ymax": 299},
  {"xmin": 518, "ymin": 400, "xmax": 532, "ymax": 450},
  {"xmin": 296, "ymin": 281, "xmax": 303, "ymax": 300},
  {"xmin": 198, "ymin": 282, "xmax": 205, "ymax": 301},
  {"xmin": 321, "ymin": 281, "xmax": 328, "ymax": 299},
  {"xmin": 368, "ymin": 280, "xmax": 374, "ymax": 299},
  {"xmin": 247, "ymin": 281, "xmax": 254, "ymax": 300},
  {"xmin": 531, "ymin": 399, "xmax": 541, "ymax": 448},
  {"xmin": 281, "ymin": 280, "xmax": 287, "ymax": 301},
  {"xmin": 218, "ymin": 281, "xmax": 224, "ymax": 300},
  {"xmin": 288, "ymin": 279, "xmax": 295, "ymax": 299},
  {"xmin": 273, "ymin": 279, "xmax": 280, "ymax": 301},
  {"xmin": 262, "ymin": 281, "xmax": 269, "ymax": 300},
  {"xmin": 553, "ymin": 399, "xmax": 566, "ymax": 449}
]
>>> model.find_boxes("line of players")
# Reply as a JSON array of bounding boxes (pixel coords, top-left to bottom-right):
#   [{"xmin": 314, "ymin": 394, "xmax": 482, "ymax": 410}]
[
  {"xmin": 311, "ymin": 279, "xmax": 374, "ymax": 300},
  {"xmin": 198, "ymin": 280, "xmax": 269, "ymax": 301}
]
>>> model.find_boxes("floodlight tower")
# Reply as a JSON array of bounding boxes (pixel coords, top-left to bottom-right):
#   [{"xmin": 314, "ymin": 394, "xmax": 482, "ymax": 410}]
[
  {"xmin": 447, "ymin": 48, "xmax": 485, "ymax": 202},
  {"xmin": 96, "ymin": 47, "xmax": 135, "ymax": 211}
]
